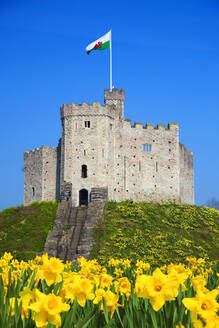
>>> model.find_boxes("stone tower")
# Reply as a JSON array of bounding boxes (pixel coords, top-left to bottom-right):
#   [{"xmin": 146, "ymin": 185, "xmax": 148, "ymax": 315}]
[{"xmin": 24, "ymin": 88, "xmax": 194, "ymax": 206}]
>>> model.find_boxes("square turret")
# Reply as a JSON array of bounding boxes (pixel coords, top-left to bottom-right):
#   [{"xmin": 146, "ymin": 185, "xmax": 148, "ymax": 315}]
[{"xmin": 104, "ymin": 88, "xmax": 125, "ymax": 119}]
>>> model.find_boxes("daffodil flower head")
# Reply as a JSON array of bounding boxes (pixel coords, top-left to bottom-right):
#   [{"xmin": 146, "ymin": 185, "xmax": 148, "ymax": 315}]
[{"xmin": 135, "ymin": 268, "xmax": 180, "ymax": 311}]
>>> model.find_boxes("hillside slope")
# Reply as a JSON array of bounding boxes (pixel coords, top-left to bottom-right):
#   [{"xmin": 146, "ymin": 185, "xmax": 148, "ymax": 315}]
[
  {"xmin": 0, "ymin": 200, "xmax": 218, "ymax": 266},
  {"xmin": 90, "ymin": 201, "xmax": 219, "ymax": 266},
  {"xmin": 0, "ymin": 201, "xmax": 58, "ymax": 261}
]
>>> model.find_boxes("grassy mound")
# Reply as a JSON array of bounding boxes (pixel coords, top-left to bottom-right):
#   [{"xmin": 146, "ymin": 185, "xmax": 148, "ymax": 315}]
[
  {"xmin": 90, "ymin": 201, "xmax": 219, "ymax": 266},
  {"xmin": 0, "ymin": 200, "xmax": 218, "ymax": 266},
  {"xmin": 0, "ymin": 201, "xmax": 58, "ymax": 261}
]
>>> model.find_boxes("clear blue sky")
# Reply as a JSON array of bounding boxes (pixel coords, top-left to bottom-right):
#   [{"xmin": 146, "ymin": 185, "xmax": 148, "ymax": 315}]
[{"xmin": 0, "ymin": 0, "xmax": 219, "ymax": 210}]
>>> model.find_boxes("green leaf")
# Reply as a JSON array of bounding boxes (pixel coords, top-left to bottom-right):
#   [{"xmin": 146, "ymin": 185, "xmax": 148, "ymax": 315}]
[
  {"xmin": 103, "ymin": 298, "xmax": 109, "ymax": 324},
  {"xmin": 28, "ymin": 270, "xmax": 37, "ymax": 290},
  {"xmin": 149, "ymin": 306, "xmax": 158, "ymax": 328},
  {"xmin": 77, "ymin": 312, "xmax": 96, "ymax": 328},
  {"xmin": 116, "ymin": 307, "xmax": 124, "ymax": 328}
]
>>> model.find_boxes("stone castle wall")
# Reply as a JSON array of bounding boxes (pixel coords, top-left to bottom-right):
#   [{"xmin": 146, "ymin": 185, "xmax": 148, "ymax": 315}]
[
  {"xmin": 41, "ymin": 146, "xmax": 59, "ymax": 201},
  {"xmin": 24, "ymin": 88, "xmax": 194, "ymax": 205},
  {"xmin": 24, "ymin": 148, "xmax": 43, "ymax": 204},
  {"xmin": 60, "ymin": 98, "xmax": 115, "ymax": 206},
  {"xmin": 112, "ymin": 121, "xmax": 180, "ymax": 203},
  {"xmin": 24, "ymin": 146, "xmax": 60, "ymax": 204},
  {"xmin": 179, "ymin": 143, "xmax": 194, "ymax": 204}
]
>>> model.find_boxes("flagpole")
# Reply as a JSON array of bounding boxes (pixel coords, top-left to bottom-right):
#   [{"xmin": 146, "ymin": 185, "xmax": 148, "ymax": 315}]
[{"xmin": 110, "ymin": 30, "xmax": 112, "ymax": 92}]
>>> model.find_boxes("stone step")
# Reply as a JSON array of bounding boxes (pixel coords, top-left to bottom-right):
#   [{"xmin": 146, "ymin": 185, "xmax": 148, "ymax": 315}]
[{"xmin": 44, "ymin": 187, "xmax": 108, "ymax": 261}]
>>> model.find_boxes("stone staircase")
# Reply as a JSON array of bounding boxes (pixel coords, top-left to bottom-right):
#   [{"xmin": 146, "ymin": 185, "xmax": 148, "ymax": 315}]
[
  {"xmin": 64, "ymin": 207, "xmax": 87, "ymax": 261},
  {"xmin": 44, "ymin": 187, "xmax": 108, "ymax": 261}
]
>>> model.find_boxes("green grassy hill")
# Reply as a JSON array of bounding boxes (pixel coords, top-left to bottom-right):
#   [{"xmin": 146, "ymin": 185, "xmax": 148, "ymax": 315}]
[
  {"xmin": 90, "ymin": 201, "xmax": 219, "ymax": 266},
  {"xmin": 0, "ymin": 200, "xmax": 218, "ymax": 266},
  {"xmin": 0, "ymin": 201, "xmax": 58, "ymax": 261}
]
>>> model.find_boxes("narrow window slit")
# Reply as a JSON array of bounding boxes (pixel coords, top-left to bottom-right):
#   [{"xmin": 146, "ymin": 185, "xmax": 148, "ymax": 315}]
[
  {"xmin": 81, "ymin": 165, "xmax": 87, "ymax": 178},
  {"xmin": 85, "ymin": 121, "xmax": 90, "ymax": 128}
]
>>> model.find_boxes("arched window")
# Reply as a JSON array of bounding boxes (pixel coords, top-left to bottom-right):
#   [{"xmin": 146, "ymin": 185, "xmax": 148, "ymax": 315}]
[
  {"xmin": 81, "ymin": 165, "xmax": 87, "ymax": 178},
  {"xmin": 32, "ymin": 187, "xmax": 35, "ymax": 197}
]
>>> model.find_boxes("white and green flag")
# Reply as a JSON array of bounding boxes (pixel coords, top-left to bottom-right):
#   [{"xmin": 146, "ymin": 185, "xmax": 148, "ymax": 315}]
[{"xmin": 86, "ymin": 31, "xmax": 111, "ymax": 55}]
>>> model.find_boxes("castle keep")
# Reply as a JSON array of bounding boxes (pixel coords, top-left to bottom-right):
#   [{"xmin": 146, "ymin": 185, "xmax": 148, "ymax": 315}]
[{"xmin": 24, "ymin": 88, "xmax": 194, "ymax": 206}]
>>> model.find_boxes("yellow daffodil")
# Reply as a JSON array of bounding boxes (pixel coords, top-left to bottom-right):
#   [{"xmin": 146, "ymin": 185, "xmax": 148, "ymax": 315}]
[
  {"xmin": 136, "ymin": 260, "xmax": 150, "ymax": 270},
  {"xmin": 77, "ymin": 256, "xmax": 87, "ymax": 267},
  {"xmin": 114, "ymin": 268, "xmax": 123, "ymax": 277},
  {"xmin": 108, "ymin": 258, "xmax": 121, "ymax": 267},
  {"xmin": 62, "ymin": 275, "xmax": 94, "ymax": 306},
  {"xmin": 182, "ymin": 289, "xmax": 219, "ymax": 323},
  {"xmin": 93, "ymin": 288, "xmax": 106, "ymax": 305},
  {"xmin": 99, "ymin": 273, "xmax": 113, "ymax": 289},
  {"xmin": 114, "ymin": 277, "xmax": 131, "ymax": 299},
  {"xmin": 104, "ymin": 290, "xmax": 119, "ymax": 318},
  {"xmin": 122, "ymin": 259, "xmax": 131, "ymax": 268},
  {"xmin": 135, "ymin": 268, "xmax": 180, "ymax": 311},
  {"xmin": 197, "ymin": 258, "xmax": 205, "ymax": 266},
  {"xmin": 38, "ymin": 254, "xmax": 64, "ymax": 286},
  {"xmin": 135, "ymin": 267, "xmax": 143, "ymax": 275},
  {"xmin": 192, "ymin": 275, "xmax": 208, "ymax": 294},
  {"xmin": 2, "ymin": 252, "xmax": 13, "ymax": 262},
  {"xmin": 168, "ymin": 267, "xmax": 189, "ymax": 291},
  {"xmin": 93, "ymin": 289, "xmax": 119, "ymax": 318},
  {"xmin": 19, "ymin": 286, "xmax": 36, "ymax": 310},
  {"xmin": 29, "ymin": 289, "xmax": 70, "ymax": 328}
]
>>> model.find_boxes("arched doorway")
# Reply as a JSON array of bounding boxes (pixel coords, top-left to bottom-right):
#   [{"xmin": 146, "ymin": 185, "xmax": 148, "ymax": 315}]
[{"xmin": 79, "ymin": 189, "xmax": 88, "ymax": 206}]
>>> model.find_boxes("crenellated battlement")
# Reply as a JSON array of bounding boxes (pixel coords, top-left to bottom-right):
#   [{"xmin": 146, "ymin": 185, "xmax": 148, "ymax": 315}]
[
  {"xmin": 104, "ymin": 88, "xmax": 125, "ymax": 118},
  {"xmin": 60, "ymin": 88, "xmax": 126, "ymax": 120},
  {"xmin": 24, "ymin": 147, "xmax": 42, "ymax": 156},
  {"xmin": 123, "ymin": 119, "xmax": 179, "ymax": 131},
  {"xmin": 24, "ymin": 145, "xmax": 57, "ymax": 155},
  {"xmin": 104, "ymin": 88, "xmax": 125, "ymax": 103},
  {"xmin": 70, "ymin": 101, "xmax": 103, "ymax": 110},
  {"xmin": 60, "ymin": 101, "xmax": 108, "ymax": 119}
]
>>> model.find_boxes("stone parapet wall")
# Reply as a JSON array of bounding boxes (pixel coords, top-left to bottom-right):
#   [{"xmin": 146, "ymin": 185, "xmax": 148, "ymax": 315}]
[
  {"xmin": 60, "ymin": 102, "xmax": 115, "ymax": 121},
  {"xmin": 104, "ymin": 88, "xmax": 125, "ymax": 102},
  {"xmin": 123, "ymin": 120, "xmax": 179, "ymax": 131},
  {"xmin": 44, "ymin": 200, "xmax": 71, "ymax": 258},
  {"xmin": 179, "ymin": 143, "xmax": 194, "ymax": 204},
  {"xmin": 91, "ymin": 187, "xmax": 108, "ymax": 202},
  {"xmin": 60, "ymin": 181, "xmax": 72, "ymax": 201}
]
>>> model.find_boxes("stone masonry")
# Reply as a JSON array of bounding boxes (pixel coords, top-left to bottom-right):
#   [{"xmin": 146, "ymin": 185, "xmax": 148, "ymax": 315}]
[
  {"xmin": 44, "ymin": 187, "xmax": 108, "ymax": 260},
  {"xmin": 24, "ymin": 88, "xmax": 194, "ymax": 206}
]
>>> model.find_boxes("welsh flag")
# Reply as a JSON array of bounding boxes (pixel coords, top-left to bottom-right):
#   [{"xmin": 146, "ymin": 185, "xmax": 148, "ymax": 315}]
[{"xmin": 86, "ymin": 31, "xmax": 111, "ymax": 55}]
